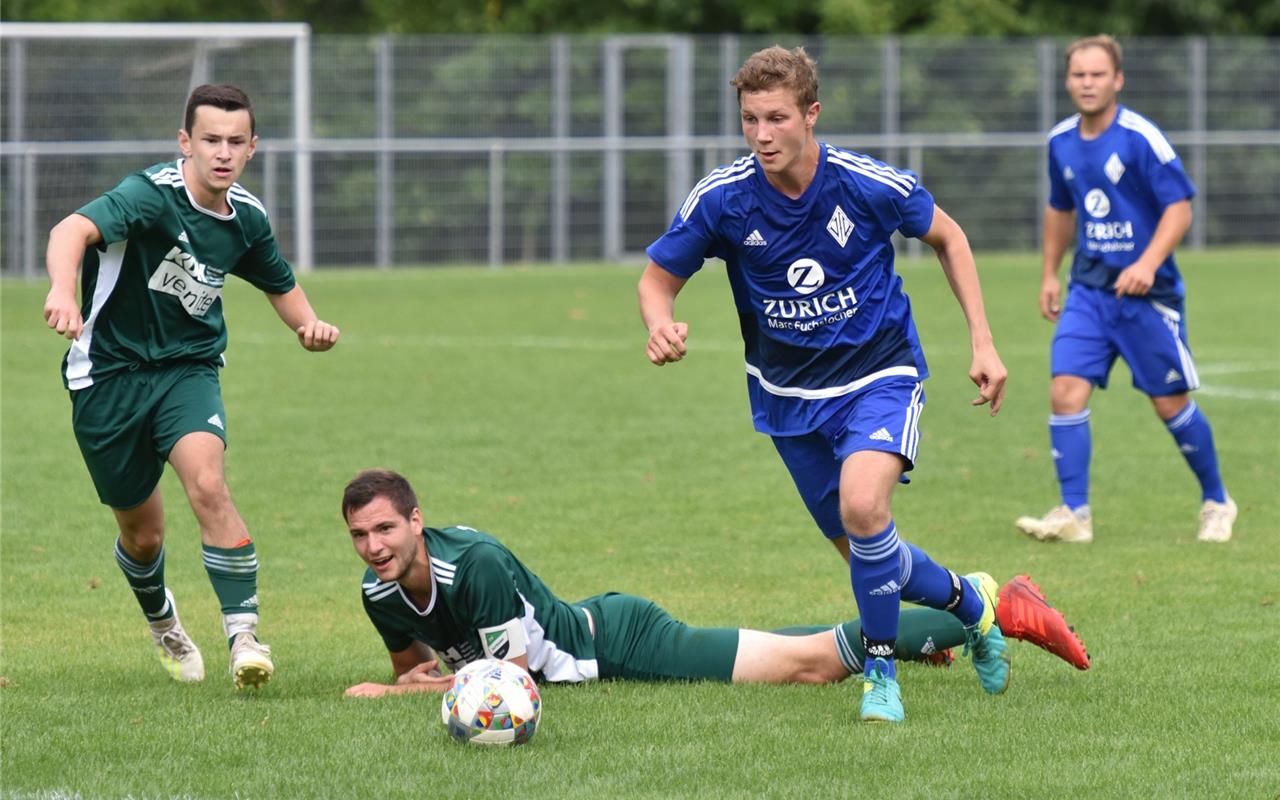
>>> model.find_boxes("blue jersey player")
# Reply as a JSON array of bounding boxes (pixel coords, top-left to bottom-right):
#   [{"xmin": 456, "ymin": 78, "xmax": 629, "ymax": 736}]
[
  {"xmin": 638, "ymin": 46, "xmax": 1010, "ymax": 723},
  {"xmin": 1015, "ymin": 35, "xmax": 1236, "ymax": 545}
]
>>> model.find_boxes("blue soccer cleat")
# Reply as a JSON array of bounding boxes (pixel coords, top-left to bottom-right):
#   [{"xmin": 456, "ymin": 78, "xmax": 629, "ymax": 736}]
[
  {"xmin": 963, "ymin": 572, "xmax": 1011, "ymax": 694},
  {"xmin": 859, "ymin": 657, "xmax": 904, "ymax": 723}
]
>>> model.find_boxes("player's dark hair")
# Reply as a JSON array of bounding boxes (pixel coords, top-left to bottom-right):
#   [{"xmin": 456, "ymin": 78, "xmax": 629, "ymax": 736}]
[
  {"xmin": 731, "ymin": 45, "xmax": 819, "ymax": 110},
  {"xmin": 342, "ymin": 469, "xmax": 420, "ymax": 522},
  {"xmin": 1065, "ymin": 35, "xmax": 1123, "ymax": 73},
  {"xmin": 184, "ymin": 84, "xmax": 256, "ymax": 135}
]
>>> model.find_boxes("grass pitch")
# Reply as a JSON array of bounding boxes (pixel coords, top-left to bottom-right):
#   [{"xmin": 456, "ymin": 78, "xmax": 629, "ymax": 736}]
[{"xmin": 2, "ymin": 249, "xmax": 1277, "ymax": 799}]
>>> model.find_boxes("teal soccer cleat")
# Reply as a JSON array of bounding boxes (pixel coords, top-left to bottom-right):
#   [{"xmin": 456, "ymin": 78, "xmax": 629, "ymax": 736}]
[
  {"xmin": 963, "ymin": 572, "xmax": 1011, "ymax": 694},
  {"xmin": 859, "ymin": 657, "xmax": 904, "ymax": 723}
]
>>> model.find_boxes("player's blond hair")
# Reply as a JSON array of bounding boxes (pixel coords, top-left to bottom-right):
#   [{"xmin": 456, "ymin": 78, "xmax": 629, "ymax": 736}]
[
  {"xmin": 731, "ymin": 46, "xmax": 819, "ymax": 109},
  {"xmin": 1065, "ymin": 35, "xmax": 1123, "ymax": 73}
]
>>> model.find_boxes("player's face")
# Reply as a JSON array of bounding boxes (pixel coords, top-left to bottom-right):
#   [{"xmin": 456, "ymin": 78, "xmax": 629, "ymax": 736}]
[
  {"xmin": 178, "ymin": 105, "xmax": 257, "ymax": 210},
  {"xmin": 347, "ymin": 496, "xmax": 426, "ymax": 583},
  {"xmin": 740, "ymin": 88, "xmax": 819, "ymax": 179},
  {"xmin": 1065, "ymin": 47, "xmax": 1124, "ymax": 118}
]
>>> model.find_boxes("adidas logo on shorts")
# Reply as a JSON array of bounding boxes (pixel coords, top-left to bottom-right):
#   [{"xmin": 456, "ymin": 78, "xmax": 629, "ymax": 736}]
[{"xmin": 869, "ymin": 428, "xmax": 894, "ymax": 443}]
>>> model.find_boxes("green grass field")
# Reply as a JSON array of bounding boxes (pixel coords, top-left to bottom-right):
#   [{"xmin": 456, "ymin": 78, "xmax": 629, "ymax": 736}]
[{"xmin": 2, "ymin": 249, "xmax": 1277, "ymax": 799}]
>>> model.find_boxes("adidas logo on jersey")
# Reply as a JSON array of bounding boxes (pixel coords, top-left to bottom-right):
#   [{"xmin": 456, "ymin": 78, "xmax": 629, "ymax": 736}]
[
  {"xmin": 869, "ymin": 580, "xmax": 901, "ymax": 596},
  {"xmin": 869, "ymin": 427, "xmax": 894, "ymax": 443},
  {"xmin": 207, "ymin": 414, "xmax": 225, "ymax": 430},
  {"xmin": 1063, "ymin": 165, "xmax": 1075, "ymax": 181},
  {"xmin": 1165, "ymin": 369, "xmax": 1182, "ymax": 384},
  {"xmin": 743, "ymin": 229, "xmax": 767, "ymax": 246},
  {"xmin": 178, "ymin": 230, "xmax": 190, "ymax": 243}
]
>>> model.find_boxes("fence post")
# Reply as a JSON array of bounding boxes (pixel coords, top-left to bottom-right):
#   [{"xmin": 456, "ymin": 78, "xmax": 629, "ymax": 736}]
[
  {"xmin": 376, "ymin": 35, "xmax": 394, "ymax": 269},
  {"xmin": 1037, "ymin": 37, "xmax": 1056, "ymax": 251},
  {"xmin": 552, "ymin": 35, "xmax": 570, "ymax": 264},
  {"xmin": 720, "ymin": 34, "xmax": 738, "ymax": 166},
  {"xmin": 881, "ymin": 36, "xmax": 900, "ymax": 169},
  {"xmin": 293, "ymin": 29, "xmax": 314, "ymax": 272},
  {"xmin": 7, "ymin": 39, "xmax": 28, "ymax": 276},
  {"xmin": 489, "ymin": 143, "xmax": 505, "ymax": 267},
  {"xmin": 602, "ymin": 37, "xmax": 622, "ymax": 262},
  {"xmin": 666, "ymin": 35, "xmax": 694, "ymax": 225},
  {"xmin": 1188, "ymin": 37, "xmax": 1208, "ymax": 250}
]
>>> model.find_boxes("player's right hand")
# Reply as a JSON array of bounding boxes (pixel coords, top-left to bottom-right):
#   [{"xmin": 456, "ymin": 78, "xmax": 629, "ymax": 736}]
[
  {"xmin": 43, "ymin": 289, "xmax": 83, "ymax": 340},
  {"xmin": 1038, "ymin": 276, "xmax": 1062, "ymax": 322},
  {"xmin": 645, "ymin": 321, "xmax": 689, "ymax": 366}
]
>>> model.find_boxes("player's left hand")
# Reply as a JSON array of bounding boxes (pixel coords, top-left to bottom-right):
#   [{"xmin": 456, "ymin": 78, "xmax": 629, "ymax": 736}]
[
  {"xmin": 969, "ymin": 345, "xmax": 1007, "ymax": 416},
  {"xmin": 1113, "ymin": 263, "xmax": 1156, "ymax": 297},
  {"xmin": 296, "ymin": 319, "xmax": 340, "ymax": 351}
]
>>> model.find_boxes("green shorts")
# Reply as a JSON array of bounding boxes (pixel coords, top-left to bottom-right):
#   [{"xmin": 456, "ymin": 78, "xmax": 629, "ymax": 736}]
[
  {"xmin": 70, "ymin": 361, "xmax": 226, "ymax": 509},
  {"xmin": 577, "ymin": 592, "xmax": 740, "ymax": 682}
]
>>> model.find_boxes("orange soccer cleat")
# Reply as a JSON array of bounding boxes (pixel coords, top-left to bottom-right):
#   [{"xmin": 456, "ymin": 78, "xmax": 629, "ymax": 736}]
[{"xmin": 996, "ymin": 575, "xmax": 1091, "ymax": 670}]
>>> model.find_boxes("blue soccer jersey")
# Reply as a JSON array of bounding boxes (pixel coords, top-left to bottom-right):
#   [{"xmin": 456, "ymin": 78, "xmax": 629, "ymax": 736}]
[
  {"xmin": 646, "ymin": 144, "xmax": 935, "ymax": 436},
  {"xmin": 1047, "ymin": 106, "xmax": 1196, "ymax": 306}
]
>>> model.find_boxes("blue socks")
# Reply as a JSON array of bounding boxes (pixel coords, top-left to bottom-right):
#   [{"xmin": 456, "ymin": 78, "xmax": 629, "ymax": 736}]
[
  {"xmin": 1165, "ymin": 401, "xmax": 1226, "ymax": 503},
  {"xmin": 1050, "ymin": 410, "xmax": 1091, "ymax": 511},
  {"xmin": 849, "ymin": 523, "xmax": 988, "ymax": 679},
  {"xmin": 849, "ymin": 523, "xmax": 902, "ymax": 679}
]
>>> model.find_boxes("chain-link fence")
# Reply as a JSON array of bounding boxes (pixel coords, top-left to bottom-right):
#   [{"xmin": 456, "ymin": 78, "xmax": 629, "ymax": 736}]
[{"xmin": 3, "ymin": 27, "xmax": 1278, "ymax": 274}]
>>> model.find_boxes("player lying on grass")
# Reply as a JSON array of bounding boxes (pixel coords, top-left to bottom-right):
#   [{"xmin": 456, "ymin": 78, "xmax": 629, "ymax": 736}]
[{"xmin": 341, "ymin": 469, "xmax": 1088, "ymax": 701}]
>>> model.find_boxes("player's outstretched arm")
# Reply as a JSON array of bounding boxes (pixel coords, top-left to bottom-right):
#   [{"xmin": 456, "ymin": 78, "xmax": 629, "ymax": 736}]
[
  {"xmin": 265, "ymin": 285, "xmax": 340, "ymax": 352},
  {"xmin": 345, "ymin": 643, "xmax": 451, "ymax": 697},
  {"xmin": 1040, "ymin": 206, "xmax": 1076, "ymax": 321},
  {"xmin": 43, "ymin": 213, "xmax": 102, "ymax": 341},
  {"xmin": 919, "ymin": 207, "xmax": 1007, "ymax": 415},
  {"xmin": 638, "ymin": 261, "xmax": 690, "ymax": 366}
]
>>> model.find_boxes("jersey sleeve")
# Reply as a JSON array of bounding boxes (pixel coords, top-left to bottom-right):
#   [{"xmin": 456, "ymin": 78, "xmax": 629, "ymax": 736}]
[
  {"xmin": 453, "ymin": 543, "xmax": 526, "ymax": 632},
  {"xmin": 645, "ymin": 182, "xmax": 726, "ymax": 278},
  {"xmin": 361, "ymin": 590, "xmax": 415, "ymax": 653},
  {"xmin": 861, "ymin": 166, "xmax": 935, "ymax": 240},
  {"xmin": 75, "ymin": 174, "xmax": 166, "ymax": 247},
  {"xmin": 1047, "ymin": 144, "xmax": 1075, "ymax": 211},
  {"xmin": 233, "ymin": 223, "xmax": 297, "ymax": 294},
  {"xmin": 1137, "ymin": 138, "xmax": 1196, "ymax": 210}
]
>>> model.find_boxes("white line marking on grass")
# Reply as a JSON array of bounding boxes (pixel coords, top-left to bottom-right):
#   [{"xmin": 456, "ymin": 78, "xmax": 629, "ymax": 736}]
[{"xmin": 1197, "ymin": 384, "xmax": 1280, "ymax": 403}]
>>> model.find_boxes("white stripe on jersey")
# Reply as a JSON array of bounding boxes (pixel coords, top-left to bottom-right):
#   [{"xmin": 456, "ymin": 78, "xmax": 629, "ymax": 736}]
[
  {"xmin": 679, "ymin": 163, "xmax": 756, "ymax": 221},
  {"xmin": 679, "ymin": 155, "xmax": 756, "ymax": 216},
  {"xmin": 429, "ymin": 556, "xmax": 456, "ymax": 577},
  {"xmin": 744, "ymin": 363, "xmax": 920, "ymax": 400},
  {"xmin": 229, "ymin": 184, "xmax": 267, "ymax": 216},
  {"xmin": 827, "ymin": 147, "xmax": 916, "ymax": 194},
  {"xmin": 1119, "ymin": 109, "xmax": 1178, "ymax": 164},
  {"xmin": 362, "ymin": 581, "xmax": 399, "ymax": 602},
  {"xmin": 66, "ymin": 240, "xmax": 128, "ymax": 390},
  {"xmin": 827, "ymin": 150, "xmax": 914, "ymax": 198},
  {"xmin": 1049, "ymin": 114, "xmax": 1081, "ymax": 140}
]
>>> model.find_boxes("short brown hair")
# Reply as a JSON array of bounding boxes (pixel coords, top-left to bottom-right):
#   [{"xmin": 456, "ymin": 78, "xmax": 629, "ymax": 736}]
[
  {"xmin": 342, "ymin": 469, "xmax": 420, "ymax": 522},
  {"xmin": 731, "ymin": 46, "xmax": 818, "ymax": 109},
  {"xmin": 184, "ymin": 84, "xmax": 256, "ymax": 135},
  {"xmin": 1065, "ymin": 35, "xmax": 1123, "ymax": 73}
]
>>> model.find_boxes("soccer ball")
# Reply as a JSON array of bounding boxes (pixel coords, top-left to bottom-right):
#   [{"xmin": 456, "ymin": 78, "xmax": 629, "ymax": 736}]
[{"xmin": 441, "ymin": 658, "xmax": 542, "ymax": 745}]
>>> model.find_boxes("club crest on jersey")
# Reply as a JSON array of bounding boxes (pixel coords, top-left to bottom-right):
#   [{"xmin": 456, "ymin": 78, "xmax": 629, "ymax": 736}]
[
  {"xmin": 148, "ymin": 246, "xmax": 226, "ymax": 317},
  {"xmin": 786, "ymin": 258, "xmax": 826, "ymax": 296},
  {"xmin": 1084, "ymin": 188, "xmax": 1111, "ymax": 219},
  {"xmin": 826, "ymin": 205, "xmax": 855, "ymax": 247},
  {"xmin": 1104, "ymin": 152, "xmax": 1125, "ymax": 184}
]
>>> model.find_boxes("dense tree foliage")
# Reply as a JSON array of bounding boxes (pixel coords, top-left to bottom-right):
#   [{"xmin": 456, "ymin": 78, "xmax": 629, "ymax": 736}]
[{"xmin": 6, "ymin": 0, "xmax": 1280, "ymax": 35}]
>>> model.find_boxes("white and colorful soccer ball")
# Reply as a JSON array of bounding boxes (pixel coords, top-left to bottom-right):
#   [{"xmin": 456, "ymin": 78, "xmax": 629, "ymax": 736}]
[{"xmin": 441, "ymin": 658, "xmax": 541, "ymax": 745}]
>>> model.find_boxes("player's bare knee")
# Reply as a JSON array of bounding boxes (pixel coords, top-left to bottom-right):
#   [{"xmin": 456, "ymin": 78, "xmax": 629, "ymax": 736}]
[
  {"xmin": 117, "ymin": 524, "xmax": 164, "ymax": 556},
  {"xmin": 841, "ymin": 495, "xmax": 889, "ymax": 537},
  {"xmin": 1151, "ymin": 393, "xmax": 1188, "ymax": 421},
  {"xmin": 184, "ymin": 470, "xmax": 233, "ymax": 514}
]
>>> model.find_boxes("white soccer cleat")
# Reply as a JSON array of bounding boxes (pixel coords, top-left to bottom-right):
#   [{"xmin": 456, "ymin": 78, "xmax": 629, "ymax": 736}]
[
  {"xmin": 1015, "ymin": 505, "xmax": 1093, "ymax": 543},
  {"xmin": 230, "ymin": 632, "xmax": 274, "ymax": 690},
  {"xmin": 149, "ymin": 590, "xmax": 205, "ymax": 682},
  {"xmin": 1197, "ymin": 496, "xmax": 1237, "ymax": 543}
]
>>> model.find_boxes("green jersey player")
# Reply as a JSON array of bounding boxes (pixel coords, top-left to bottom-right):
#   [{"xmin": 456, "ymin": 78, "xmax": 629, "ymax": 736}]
[
  {"xmin": 43, "ymin": 84, "xmax": 340, "ymax": 690},
  {"xmin": 341, "ymin": 470, "xmax": 1089, "ymax": 700}
]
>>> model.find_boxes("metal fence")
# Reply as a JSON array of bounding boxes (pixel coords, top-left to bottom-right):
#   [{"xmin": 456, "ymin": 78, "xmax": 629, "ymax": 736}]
[{"xmin": 3, "ymin": 26, "xmax": 1278, "ymax": 275}]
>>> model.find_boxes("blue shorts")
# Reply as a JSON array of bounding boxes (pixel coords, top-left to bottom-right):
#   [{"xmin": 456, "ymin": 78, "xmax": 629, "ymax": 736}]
[
  {"xmin": 771, "ymin": 379, "xmax": 924, "ymax": 540},
  {"xmin": 1052, "ymin": 284, "xmax": 1199, "ymax": 396}
]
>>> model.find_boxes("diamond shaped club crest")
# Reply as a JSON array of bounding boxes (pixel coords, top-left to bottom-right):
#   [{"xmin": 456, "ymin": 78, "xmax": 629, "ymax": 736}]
[{"xmin": 827, "ymin": 205, "xmax": 855, "ymax": 247}]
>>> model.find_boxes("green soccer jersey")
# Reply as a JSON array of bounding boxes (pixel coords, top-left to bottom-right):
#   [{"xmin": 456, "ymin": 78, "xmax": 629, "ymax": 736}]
[
  {"xmin": 63, "ymin": 159, "xmax": 296, "ymax": 390},
  {"xmin": 361, "ymin": 525, "xmax": 599, "ymax": 683}
]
